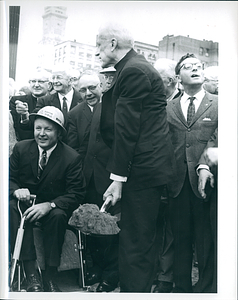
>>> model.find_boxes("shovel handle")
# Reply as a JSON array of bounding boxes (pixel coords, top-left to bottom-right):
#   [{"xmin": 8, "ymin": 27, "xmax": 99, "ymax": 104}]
[{"xmin": 100, "ymin": 195, "xmax": 113, "ymax": 212}]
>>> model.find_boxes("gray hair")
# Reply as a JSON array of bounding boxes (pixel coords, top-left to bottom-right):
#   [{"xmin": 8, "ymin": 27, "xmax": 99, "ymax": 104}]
[
  {"xmin": 98, "ymin": 22, "xmax": 134, "ymax": 50},
  {"xmin": 28, "ymin": 68, "xmax": 52, "ymax": 81},
  {"xmin": 154, "ymin": 58, "xmax": 177, "ymax": 79}
]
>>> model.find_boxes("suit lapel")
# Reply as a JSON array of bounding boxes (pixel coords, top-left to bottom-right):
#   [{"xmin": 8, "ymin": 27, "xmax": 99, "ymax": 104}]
[
  {"xmin": 189, "ymin": 93, "xmax": 213, "ymax": 126},
  {"xmin": 39, "ymin": 143, "xmax": 61, "ymax": 181},
  {"xmin": 53, "ymin": 93, "xmax": 61, "ymax": 109},
  {"xmin": 171, "ymin": 96, "xmax": 187, "ymax": 127},
  {"xmin": 30, "ymin": 142, "xmax": 39, "ymax": 179},
  {"xmin": 70, "ymin": 90, "xmax": 82, "ymax": 109}
]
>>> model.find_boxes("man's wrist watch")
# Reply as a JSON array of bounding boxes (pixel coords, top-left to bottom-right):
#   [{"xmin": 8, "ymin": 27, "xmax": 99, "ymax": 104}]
[{"xmin": 50, "ymin": 202, "xmax": 56, "ymax": 209}]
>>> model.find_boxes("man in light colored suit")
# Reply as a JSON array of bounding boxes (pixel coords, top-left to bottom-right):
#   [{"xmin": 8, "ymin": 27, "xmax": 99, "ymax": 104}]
[{"xmin": 166, "ymin": 53, "xmax": 218, "ymax": 293}]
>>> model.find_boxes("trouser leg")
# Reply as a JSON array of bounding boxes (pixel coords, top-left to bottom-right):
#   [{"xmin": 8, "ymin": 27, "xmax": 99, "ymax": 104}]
[
  {"xmin": 158, "ymin": 203, "xmax": 174, "ymax": 283},
  {"xmin": 119, "ymin": 185, "xmax": 163, "ymax": 292},
  {"xmin": 40, "ymin": 208, "xmax": 68, "ymax": 267},
  {"xmin": 169, "ymin": 176, "xmax": 193, "ymax": 293}
]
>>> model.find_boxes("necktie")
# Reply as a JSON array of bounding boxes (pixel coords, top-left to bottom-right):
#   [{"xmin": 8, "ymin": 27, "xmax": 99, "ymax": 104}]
[
  {"xmin": 187, "ymin": 97, "xmax": 195, "ymax": 125},
  {"xmin": 37, "ymin": 150, "xmax": 47, "ymax": 179},
  {"xmin": 62, "ymin": 97, "xmax": 68, "ymax": 122}
]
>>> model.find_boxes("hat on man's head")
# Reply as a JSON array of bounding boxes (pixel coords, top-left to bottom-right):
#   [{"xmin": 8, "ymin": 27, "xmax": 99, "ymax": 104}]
[
  {"xmin": 99, "ymin": 66, "xmax": 116, "ymax": 74},
  {"xmin": 30, "ymin": 106, "xmax": 66, "ymax": 132}
]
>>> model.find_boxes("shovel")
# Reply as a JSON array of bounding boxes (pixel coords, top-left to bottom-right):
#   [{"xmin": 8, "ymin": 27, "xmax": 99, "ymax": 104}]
[{"xmin": 9, "ymin": 195, "xmax": 36, "ymax": 291}]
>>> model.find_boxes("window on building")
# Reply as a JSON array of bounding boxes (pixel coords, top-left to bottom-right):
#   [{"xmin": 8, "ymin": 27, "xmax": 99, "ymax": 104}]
[
  {"xmin": 70, "ymin": 61, "xmax": 75, "ymax": 66},
  {"xmin": 78, "ymin": 63, "xmax": 83, "ymax": 68},
  {"xmin": 87, "ymin": 53, "xmax": 92, "ymax": 60},
  {"xmin": 79, "ymin": 52, "xmax": 84, "ymax": 58},
  {"xmin": 71, "ymin": 46, "xmax": 76, "ymax": 55},
  {"xmin": 86, "ymin": 64, "xmax": 91, "ymax": 69},
  {"xmin": 55, "ymin": 50, "xmax": 58, "ymax": 58},
  {"xmin": 199, "ymin": 47, "xmax": 204, "ymax": 56},
  {"xmin": 137, "ymin": 49, "xmax": 141, "ymax": 54},
  {"xmin": 59, "ymin": 48, "xmax": 62, "ymax": 56},
  {"xmin": 63, "ymin": 46, "xmax": 66, "ymax": 54},
  {"xmin": 205, "ymin": 49, "xmax": 209, "ymax": 57}
]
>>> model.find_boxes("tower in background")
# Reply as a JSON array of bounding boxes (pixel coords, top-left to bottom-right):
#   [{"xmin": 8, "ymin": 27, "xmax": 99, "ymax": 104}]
[{"xmin": 38, "ymin": 6, "xmax": 68, "ymax": 70}]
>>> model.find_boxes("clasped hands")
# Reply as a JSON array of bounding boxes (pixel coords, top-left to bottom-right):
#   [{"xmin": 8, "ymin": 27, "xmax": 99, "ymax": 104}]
[{"xmin": 13, "ymin": 188, "xmax": 51, "ymax": 222}]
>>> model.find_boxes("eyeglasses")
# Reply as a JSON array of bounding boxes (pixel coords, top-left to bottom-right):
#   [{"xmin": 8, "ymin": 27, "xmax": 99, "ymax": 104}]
[
  {"xmin": 180, "ymin": 63, "xmax": 203, "ymax": 71},
  {"xmin": 104, "ymin": 75, "xmax": 114, "ymax": 81},
  {"xmin": 30, "ymin": 80, "xmax": 49, "ymax": 84},
  {"xmin": 79, "ymin": 84, "xmax": 99, "ymax": 93}
]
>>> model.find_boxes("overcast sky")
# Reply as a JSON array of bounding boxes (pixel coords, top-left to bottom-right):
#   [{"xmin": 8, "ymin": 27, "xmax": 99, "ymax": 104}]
[{"xmin": 5, "ymin": 0, "xmax": 236, "ymax": 87}]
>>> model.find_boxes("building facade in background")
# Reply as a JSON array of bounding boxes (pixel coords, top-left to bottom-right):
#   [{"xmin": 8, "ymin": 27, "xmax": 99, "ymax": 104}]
[
  {"xmin": 158, "ymin": 35, "xmax": 218, "ymax": 67},
  {"xmin": 37, "ymin": 6, "xmax": 218, "ymax": 73}
]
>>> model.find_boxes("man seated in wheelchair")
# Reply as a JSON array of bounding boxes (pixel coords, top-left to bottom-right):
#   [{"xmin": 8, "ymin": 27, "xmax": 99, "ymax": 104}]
[{"xmin": 9, "ymin": 106, "xmax": 86, "ymax": 292}]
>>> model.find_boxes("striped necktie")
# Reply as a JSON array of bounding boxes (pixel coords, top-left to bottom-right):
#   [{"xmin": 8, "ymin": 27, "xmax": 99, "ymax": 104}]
[
  {"xmin": 187, "ymin": 97, "xmax": 195, "ymax": 125},
  {"xmin": 37, "ymin": 150, "xmax": 47, "ymax": 179}
]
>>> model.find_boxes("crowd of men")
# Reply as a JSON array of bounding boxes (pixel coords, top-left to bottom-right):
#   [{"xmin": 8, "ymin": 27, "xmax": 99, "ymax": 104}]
[{"xmin": 9, "ymin": 21, "xmax": 218, "ymax": 294}]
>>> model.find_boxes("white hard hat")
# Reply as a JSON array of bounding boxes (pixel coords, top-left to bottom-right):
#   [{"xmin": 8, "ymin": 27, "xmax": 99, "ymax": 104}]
[
  {"xmin": 30, "ymin": 106, "xmax": 66, "ymax": 132},
  {"xmin": 99, "ymin": 66, "xmax": 116, "ymax": 74}
]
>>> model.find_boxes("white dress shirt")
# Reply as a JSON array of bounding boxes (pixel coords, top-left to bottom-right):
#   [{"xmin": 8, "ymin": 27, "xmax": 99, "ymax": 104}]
[
  {"xmin": 38, "ymin": 144, "xmax": 57, "ymax": 165},
  {"xmin": 180, "ymin": 89, "xmax": 205, "ymax": 120},
  {"xmin": 58, "ymin": 89, "xmax": 74, "ymax": 111}
]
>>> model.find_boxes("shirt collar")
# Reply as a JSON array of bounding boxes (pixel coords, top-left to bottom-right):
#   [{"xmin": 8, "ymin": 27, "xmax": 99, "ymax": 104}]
[
  {"xmin": 38, "ymin": 143, "xmax": 57, "ymax": 159},
  {"xmin": 181, "ymin": 89, "xmax": 205, "ymax": 104},
  {"xmin": 58, "ymin": 88, "xmax": 74, "ymax": 102}
]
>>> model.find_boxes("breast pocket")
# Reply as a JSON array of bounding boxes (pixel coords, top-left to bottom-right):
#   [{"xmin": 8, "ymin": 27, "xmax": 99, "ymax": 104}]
[{"xmin": 197, "ymin": 121, "xmax": 217, "ymax": 143}]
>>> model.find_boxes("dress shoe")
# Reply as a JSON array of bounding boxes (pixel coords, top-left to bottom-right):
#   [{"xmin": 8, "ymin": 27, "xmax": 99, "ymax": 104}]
[
  {"xmin": 153, "ymin": 281, "xmax": 173, "ymax": 293},
  {"xmin": 86, "ymin": 272, "xmax": 101, "ymax": 286},
  {"xmin": 26, "ymin": 274, "xmax": 43, "ymax": 292},
  {"xmin": 96, "ymin": 280, "xmax": 117, "ymax": 292},
  {"xmin": 43, "ymin": 279, "xmax": 61, "ymax": 292}
]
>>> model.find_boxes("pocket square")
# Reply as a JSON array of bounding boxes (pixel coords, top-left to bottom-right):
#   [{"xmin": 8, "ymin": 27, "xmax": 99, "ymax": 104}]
[{"xmin": 202, "ymin": 117, "xmax": 211, "ymax": 121}]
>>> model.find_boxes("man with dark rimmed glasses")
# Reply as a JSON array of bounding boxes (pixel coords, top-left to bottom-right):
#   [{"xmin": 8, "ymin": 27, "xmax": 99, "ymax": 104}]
[{"xmin": 166, "ymin": 53, "xmax": 218, "ymax": 293}]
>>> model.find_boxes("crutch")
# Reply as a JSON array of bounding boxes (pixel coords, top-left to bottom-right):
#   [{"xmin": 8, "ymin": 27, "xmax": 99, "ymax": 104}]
[{"xmin": 9, "ymin": 195, "xmax": 36, "ymax": 291}]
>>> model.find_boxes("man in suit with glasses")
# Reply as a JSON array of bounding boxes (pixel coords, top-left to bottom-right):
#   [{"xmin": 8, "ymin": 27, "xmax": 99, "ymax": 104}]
[{"xmin": 166, "ymin": 53, "xmax": 218, "ymax": 293}]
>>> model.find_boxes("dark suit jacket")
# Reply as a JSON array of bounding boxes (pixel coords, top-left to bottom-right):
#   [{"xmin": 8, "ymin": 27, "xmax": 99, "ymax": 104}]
[
  {"xmin": 35, "ymin": 89, "xmax": 83, "ymax": 113},
  {"xmin": 83, "ymin": 103, "xmax": 112, "ymax": 194},
  {"xmin": 9, "ymin": 94, "xmax": 38, "ymax": 140},
  {"xmin": 9, "ymin": 139, "xmax": 86, "ymax": 217},
  {"xmin": 100, "ymin": 49, "xmax": 175, "ymax": 190},
  {"xmin": 67, "ymin": 101, "xmax": 95, "ymax": 161},
  {"xmin": 166, "ymin": 92, "xmax": 218, "ymax": 198}
]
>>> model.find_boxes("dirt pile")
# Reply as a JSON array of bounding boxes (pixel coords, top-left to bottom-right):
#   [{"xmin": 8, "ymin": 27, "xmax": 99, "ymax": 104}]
[{"xmin": 69, "ymin": 203, "xmax": 120, "ymax": 235}]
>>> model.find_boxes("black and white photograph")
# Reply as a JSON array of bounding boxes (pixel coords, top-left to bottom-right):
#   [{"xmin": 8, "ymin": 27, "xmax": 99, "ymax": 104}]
[{"xmin": 1, "ymin": 1, "xmax": 237, "ymax": 299}]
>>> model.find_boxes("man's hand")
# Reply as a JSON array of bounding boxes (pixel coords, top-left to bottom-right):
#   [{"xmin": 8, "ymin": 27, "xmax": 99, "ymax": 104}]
[
  {"xmin": 15, "ymin": 100, "xmax": 29, "ymax": 115},
  {"xmin": 23, "ymin": 202, "xmax": 52, "ymax": 222},
  {"xmin": 204, "ymin": 147, "xmax": 218, "ymax": 168},
  {"xmin": 198, "ymin": 169, "xmax": 214, "ymax": 199},
  {"xmin": 103, "ymin": 181, "xmax": 123, "ymax": 206},
  {"xmin": 13, "ymin": 188, "xmax": 31, "ymax": 205}
]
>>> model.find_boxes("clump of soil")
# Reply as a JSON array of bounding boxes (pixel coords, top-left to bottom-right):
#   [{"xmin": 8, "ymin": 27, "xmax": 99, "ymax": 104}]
[{"xmin": 69, "ymin": 203, "xmax": 120, "ymax": 235}]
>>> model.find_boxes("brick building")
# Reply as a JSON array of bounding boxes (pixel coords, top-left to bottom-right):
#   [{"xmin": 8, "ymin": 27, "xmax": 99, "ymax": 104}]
[{"xmin": 158, "ymin": 35, "xmax": 218, "ymax": 67}]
